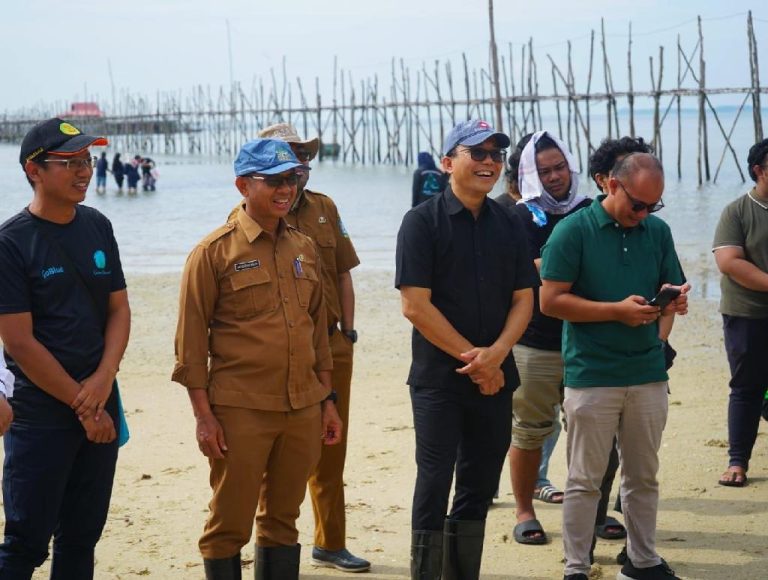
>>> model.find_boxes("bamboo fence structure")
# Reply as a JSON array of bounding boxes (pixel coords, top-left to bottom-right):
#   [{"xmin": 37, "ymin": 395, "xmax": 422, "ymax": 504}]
[{"xmin": 1, "ymin": 12, "xmax": 765, "ymax": 184}]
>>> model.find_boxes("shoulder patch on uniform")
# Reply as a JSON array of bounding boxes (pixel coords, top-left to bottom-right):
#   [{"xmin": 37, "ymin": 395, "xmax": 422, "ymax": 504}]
[
  {"xmin": 338, "ymin": 217, "xmax": 350, "ymax": 238},
  {"xmin": 235, "ymin": 259, "xmax": 260, "ymax": 271}
]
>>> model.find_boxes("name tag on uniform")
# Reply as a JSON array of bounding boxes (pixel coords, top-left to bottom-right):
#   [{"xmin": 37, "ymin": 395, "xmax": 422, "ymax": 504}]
[{"xmin": 235, "ymin": 259, "xmax": 260, "ymax": 271}]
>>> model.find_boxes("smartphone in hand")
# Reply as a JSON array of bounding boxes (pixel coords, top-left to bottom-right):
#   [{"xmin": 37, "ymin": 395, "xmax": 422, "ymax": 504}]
[{"xmin": 648, "ymin": 286, "xmax": 682, "ymax": 309}]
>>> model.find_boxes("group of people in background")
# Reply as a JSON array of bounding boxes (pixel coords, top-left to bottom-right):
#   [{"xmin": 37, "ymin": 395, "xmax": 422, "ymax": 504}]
[
  {"xmin": 94, "ymin": 152, "xmax": 158, "ymax": 194},
  {"xmin": 402, "ymin": 121, "xmax": 767, "ymax": 580},
  {"xmin": 0, "ymin": 112, "xmax": 765, "ymax": 580}
]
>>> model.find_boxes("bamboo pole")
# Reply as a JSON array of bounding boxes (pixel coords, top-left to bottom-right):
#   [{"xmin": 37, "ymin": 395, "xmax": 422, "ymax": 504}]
[
  {"xmin": 748, "ymin": 11, "xmax": 763, "ymax": 141},
  {"xmin": 488, "ymin": 0, "xmax": 503, "ymax": 132},
  {"xmin": 628, "ymin": 23, "xmax": 636, "ymax": 137},
  {"xmin": 698, "ymin": 16, "xmax": 711, "ymax": 181}
]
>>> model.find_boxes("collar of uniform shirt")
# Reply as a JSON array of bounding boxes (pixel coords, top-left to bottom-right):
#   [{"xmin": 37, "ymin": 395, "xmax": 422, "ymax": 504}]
[{"xmin": 236, "ymin": 206, "xmax": 289, "ymax": 242}]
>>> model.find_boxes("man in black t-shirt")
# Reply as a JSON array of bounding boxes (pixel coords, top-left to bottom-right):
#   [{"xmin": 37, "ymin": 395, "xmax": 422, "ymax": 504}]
[
  {"xmin": 0, "ymin": 118, "xmax": 131, "ymax": 579},
  {"xmin": 504, "ymin": 132, "xmax": 591, "ymax": 547},
  {"xmin": 396, "ymin": 120, "xmax": 537, "ymax": 579}
]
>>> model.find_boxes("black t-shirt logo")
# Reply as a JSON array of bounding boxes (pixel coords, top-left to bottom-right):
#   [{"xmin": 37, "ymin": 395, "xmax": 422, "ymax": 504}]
[{"xmin": 93, "ymin": 250, "xmax": 111, "ymax": 276}]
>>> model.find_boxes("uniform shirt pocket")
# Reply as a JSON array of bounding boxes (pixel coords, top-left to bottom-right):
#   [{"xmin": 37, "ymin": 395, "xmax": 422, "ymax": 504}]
[
  {"xmin": 293, "ymin": 260, "xmax": 319, "ymax": 309},
  {"xmin": 229, "ymin": 268, "xmax": 276, "ymax": 319},
  {"xmin": 315, "ymin": 236, "xmax": 338, "ymax": 277}
]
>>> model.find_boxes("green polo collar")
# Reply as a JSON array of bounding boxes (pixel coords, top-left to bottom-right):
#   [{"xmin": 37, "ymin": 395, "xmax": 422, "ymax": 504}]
[{"xmin": 591, "ymin": 194, "xmax": 646, "ymax": 230}]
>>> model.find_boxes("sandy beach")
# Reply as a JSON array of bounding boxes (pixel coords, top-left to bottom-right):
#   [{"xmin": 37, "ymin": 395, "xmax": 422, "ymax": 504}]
[{"xmin": 4, "ymin": 260, "xmax": 766, "ymax": 579}]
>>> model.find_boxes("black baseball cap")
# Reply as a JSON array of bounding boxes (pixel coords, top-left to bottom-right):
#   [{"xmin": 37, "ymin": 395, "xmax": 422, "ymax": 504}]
[{"xmin": 19, "ymin": 117, "xmax": 108, "ymax": 167}]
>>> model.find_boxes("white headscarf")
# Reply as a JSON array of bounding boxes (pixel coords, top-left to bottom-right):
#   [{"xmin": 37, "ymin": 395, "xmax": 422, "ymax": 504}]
[{"xmin": 517, "ymin": 131, "xmax": 586, "ymax": 215}]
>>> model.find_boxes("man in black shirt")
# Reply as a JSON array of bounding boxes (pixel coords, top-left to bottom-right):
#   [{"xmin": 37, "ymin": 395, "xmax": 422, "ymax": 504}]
[
  {"xmin": 0, "ymin": 118, "xmax": 131, "ymax": 579},
  {"xmin": 396, "ymin": 119, "xmax": 537, "ymax": 579},
  {"xmin": 504, "ymin": 132, "xmax": 591, "ymax": 546}
]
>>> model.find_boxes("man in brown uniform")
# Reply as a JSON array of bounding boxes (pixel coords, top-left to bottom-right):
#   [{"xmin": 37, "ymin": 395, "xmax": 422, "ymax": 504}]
[
  {"xmin": 173, "ymin": 138, "xmax": 342, "ymax": 580},
  {"xmin": 256, "ymin": 123, "xmax": 369, "ymax": 573}
]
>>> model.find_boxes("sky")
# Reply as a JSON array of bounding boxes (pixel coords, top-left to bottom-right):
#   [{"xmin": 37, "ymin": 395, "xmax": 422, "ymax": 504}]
[{"xmin": 2, "ymin": 1, "xmax": 766, "ymax": 115}]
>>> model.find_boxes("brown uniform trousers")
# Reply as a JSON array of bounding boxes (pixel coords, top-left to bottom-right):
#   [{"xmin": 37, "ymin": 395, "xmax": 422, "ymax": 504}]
[
  {"xmin": 308, "ymin": 328, "xmax": 353, "ymax": 550},
  {"xmin": 285, "ymin": 190, "xmax": 359, "ymax": 551},
  {"xmin": 202, "ymin": 405, "xmax": 322, "ymax": 556}
]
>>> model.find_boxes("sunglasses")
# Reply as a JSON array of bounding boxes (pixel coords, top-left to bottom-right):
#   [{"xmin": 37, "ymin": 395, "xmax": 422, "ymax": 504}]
[
  {"xmin": 616, "ymin": 180, "xmax": 665, "ymax": 213},
  {"xmin": 43, "ymin": 156, "xmax": 97, "ymax": 171},
  {"xmin": 247, "ymin": 173, "xmax": 299, "ymax": 188},
  {"xmin": 460, "ymin": 147, "xmax": 506, "ymax": 163}
]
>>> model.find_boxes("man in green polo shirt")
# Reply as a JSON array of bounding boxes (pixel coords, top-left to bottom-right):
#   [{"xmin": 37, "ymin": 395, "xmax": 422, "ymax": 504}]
[{"xmin": 540, "ymin": 153, "xmax": 689, "ymax": 580}]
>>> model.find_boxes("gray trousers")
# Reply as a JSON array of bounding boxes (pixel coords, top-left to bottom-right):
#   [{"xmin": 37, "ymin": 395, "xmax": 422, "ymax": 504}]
[{"xmin": 562, "ymin": 382, "xmax": 668, "ymax": 576}]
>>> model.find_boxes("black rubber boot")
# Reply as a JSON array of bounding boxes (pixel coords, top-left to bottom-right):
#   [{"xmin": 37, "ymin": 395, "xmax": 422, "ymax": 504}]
[
  {"xmin": 203, "ymin": 553, "xmax": 242, "ymax": 580},
  {"xmin": 442, "ymin": 519, "xmax": 485, "ymax": 580},
  {"xmin": 254, "ymin": 544, "xmax": 300, "ymax": 580},
  {"xmin": 410, "ymin": 530, "xmax": 443, "ymax": 579}
]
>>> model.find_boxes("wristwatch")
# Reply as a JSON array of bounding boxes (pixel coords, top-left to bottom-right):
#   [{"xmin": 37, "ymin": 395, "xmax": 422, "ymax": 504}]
[
  {"xmin": 324, "ymin": 390, "xmax": 338, "ymax": 404},
  {"xmin": 343, "ymin": 329, "xmax": 358, "ymax": 343}
]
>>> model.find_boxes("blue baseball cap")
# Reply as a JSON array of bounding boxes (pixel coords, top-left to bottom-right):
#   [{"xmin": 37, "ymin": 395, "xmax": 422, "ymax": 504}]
[
  {"xmin": 442, "ymin": 120, "xmax": 511, "ymax": 156},
  {"xmin": 234, "ymin": 139, "xmax": 302, "ymax": 176}
]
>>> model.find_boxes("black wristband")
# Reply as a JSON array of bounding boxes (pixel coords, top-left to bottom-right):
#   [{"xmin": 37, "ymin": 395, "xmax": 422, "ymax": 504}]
[{"xmin": 324, "ymin": 390, "xmax": 338, "ymax": 404}]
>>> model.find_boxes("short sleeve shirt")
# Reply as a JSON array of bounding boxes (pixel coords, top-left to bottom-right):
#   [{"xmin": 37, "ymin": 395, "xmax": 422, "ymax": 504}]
[
  {"xmin": 285, "ymin": 189, "xmax": 360, "ymax": 329},
  {"xmin": 395, "ymin": 186, "xmax": 539, "ymax": 390},
  {"xmin": 712, "ymin": 190, "xmax": 768, "ymax": 318},
  {"xmin": 0, "ymin": 206, "xmax": 126, "ymax": 425},
  {"xmin": 541, "ymin": 196, "xmax": 684, "ymax": 387}
]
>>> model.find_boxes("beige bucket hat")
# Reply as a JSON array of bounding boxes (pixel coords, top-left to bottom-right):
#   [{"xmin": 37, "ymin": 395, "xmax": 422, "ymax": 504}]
[{"xmin": 257, "ymin": 123, "xmax": 320, "ymax": 161}]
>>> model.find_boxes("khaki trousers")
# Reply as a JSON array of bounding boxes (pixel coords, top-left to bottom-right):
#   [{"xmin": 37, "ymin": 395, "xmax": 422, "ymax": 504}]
[
  {"xmin": 562, "ymin": 383, "xmax": 668, "ymax": 576},
  {"xmin": 308, "ymin": 328, "xmax": 353, "ymax": 551},
  {"xmin": 199, "ymin": 404, "xmax": 321, "ymax": 559},
  {"xmin": 511, "ymin": 344, "xmax": 564, "ymax": 450}
]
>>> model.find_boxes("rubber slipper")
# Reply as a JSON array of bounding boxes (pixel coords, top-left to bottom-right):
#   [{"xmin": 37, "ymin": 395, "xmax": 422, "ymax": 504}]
[
  {"xmin": 595, "ymin": 515, "xmax": 627, "ymax": 540},
  {"xmin": 513, "ymin": 518, "xmax": 548, "ymax": 545},
  {"xmin": 718, "ymin": 468, "xmax": 748, "ymax": 487},
  {"xmin": 533, "ymin": 484, "xmax": 564, "ymax": 504}
]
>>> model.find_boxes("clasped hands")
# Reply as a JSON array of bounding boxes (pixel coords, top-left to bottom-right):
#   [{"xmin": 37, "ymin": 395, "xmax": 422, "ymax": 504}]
[
  {"xmin": 71, "ymin": 368, "xmax": 117, "ymax": 444},
  {"xmin": 456, "ymin": 346, "xmax": 506, "ymax": 396}
]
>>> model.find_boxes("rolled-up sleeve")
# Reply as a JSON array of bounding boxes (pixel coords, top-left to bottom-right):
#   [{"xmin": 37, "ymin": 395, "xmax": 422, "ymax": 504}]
[{"xmin": 172, "ymin": 245, "xmax": 219, "ymax": 389}]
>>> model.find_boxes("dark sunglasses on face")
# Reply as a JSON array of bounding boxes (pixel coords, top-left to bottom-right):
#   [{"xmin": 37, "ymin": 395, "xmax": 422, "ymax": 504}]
[
  {"xmin": 616, "ymin": 180, "xmax": 665, "ymax": 213},
  {"xmin": 247, "ymin": 173, "xmax": 299, "ymax": 188},
  {"xmin": 461, "ymin": 147, "xmax": 506, "ymax": 163},
  {"xmin": 42, "ymin": 156, "xmax": 97, "ymax": 171}
]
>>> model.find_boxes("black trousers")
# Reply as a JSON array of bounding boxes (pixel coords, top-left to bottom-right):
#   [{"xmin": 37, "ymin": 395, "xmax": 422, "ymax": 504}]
[
  {"xmin": 723, "ymin": 314, "xmax": 768, "ymax": 470},
  {"xmin": 410, "ymin": 383, "xmax": 512, "ymax": 531},
  {"xmin": 0, "ymin": 422, "xmax": 118, "ymax": 579}
]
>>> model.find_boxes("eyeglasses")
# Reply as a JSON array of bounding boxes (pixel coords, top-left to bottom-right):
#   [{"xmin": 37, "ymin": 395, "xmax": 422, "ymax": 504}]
[
  {"xmin": 460, "ymin": 147, "xmax": 506, "ymax": 163},
  {"xmin": 247, "ymin": 173, "xmax": 299, "ymax": 188},
  {"xmin": 43, "ymin": 156, "xmax": 97, "ymax": 171},
  {"xmin": 616, "ymin": 180, "xmax": 665, "ymax": 213},
  {"xmin": 537, "ymin": 161, "xmax": 569, "ymax": 179},
  {"xmin": 293, "ymin": 149, "xmax": 313, "ymax": 163}
]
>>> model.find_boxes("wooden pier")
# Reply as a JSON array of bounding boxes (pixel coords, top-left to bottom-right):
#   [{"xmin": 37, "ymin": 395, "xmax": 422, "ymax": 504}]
[{"xmin": 1, "ymin": 12, "xmax": 764, "ymax": 183}]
